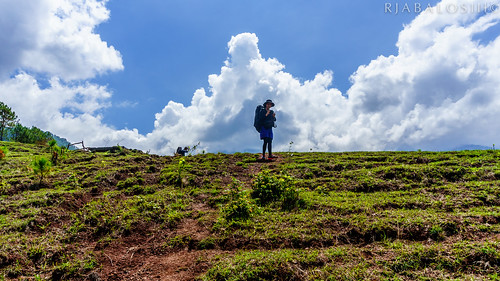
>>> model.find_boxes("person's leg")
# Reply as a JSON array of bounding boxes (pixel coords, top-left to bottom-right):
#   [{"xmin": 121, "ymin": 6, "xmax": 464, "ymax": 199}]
[
  {"xmin": 262, "ymin": 139, "xmax": 267, "ymax": 159},
  {"xmin": 267, "ymin": 138, "xmax": 273, "ymax": 157}
]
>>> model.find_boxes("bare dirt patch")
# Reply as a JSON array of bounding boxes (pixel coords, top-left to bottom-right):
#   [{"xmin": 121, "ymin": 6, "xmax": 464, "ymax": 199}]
[
  {"xmin": 94, "ymin": 223, "xmax": 223, "ymax": 281},
  {"xmin": 91, "ymin": 205, "xmax": 217, "ymax": 281}
]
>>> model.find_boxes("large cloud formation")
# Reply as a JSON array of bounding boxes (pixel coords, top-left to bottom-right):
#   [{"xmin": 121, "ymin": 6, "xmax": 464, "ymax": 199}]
[
  {"xmin": 0, "ymin": 0, "xmax": 133, "ymax": 147},
  {"xmin": 1, "ymin": 0, "xmax": 500, "ymax": 154}
]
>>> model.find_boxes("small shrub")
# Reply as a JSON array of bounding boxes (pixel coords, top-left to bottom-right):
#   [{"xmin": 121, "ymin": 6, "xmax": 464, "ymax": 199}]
[
  {"xmin": 48, "ymin": 139, "xmax": 57, "ymax": 151},
  {"xmin": 281, "ymin": 184, "xmax": 305, "ymax": 211},
  {"xmin": 0, "ymin": 146, "xmax": 8, "ymax": 160},
  {"xmin": 47, "ymin": 140, "xmax": 68, "ymax": 165},
  {"xmin": 252, "ymin": 170, "xmax": 287, "ymax": 205},
  {"xmin": 221, "ymin": 179, "xmax": 254, "ymax": 221},
  {"xmin": 251, "ymin": 170, "xmax": 303, "ymax": 210}
]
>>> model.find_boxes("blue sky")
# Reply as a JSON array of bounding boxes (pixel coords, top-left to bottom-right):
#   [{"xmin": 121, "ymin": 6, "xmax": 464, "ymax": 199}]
[
  {"xmin": 92, "ymin": 0, "xmax": 432, "ymax": 133},
  {"xmin": 1, "ymin": 0, "xmax": 500, "ymax": 154}
]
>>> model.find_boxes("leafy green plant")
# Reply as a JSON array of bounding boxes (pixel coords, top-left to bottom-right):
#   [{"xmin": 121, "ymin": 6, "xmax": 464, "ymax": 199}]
[
  {"xmin": 221, "ymin": 179, "xmax": 254, "ymax": 221},
  {"xmin": 251, "ymin": 170, "xmax": 303, "ymax": 210},
  {"xmin": 49, "ymin": 141, "xmax": 69, "ymax": 165},
  {"xmin": 178, "ymin": 157, "xmax": 186, "ymax": 188},
  {"xmin": 115, "ymin": 144, "xmax": 125, "ymax": 155},
  {"xmin": 31, "ymin": 157, "xmax": 52, "ymax": 185},
  {"xmin": 52, "ymin": 145, "xmax": 61, "ymax": 165},
  {"xmin": 252, "ymin": 170, "xmax": 286, "ymax": 205}
]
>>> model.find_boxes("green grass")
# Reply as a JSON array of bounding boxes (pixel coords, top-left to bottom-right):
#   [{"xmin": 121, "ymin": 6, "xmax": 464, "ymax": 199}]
[{"xmin": 0, "ymin": 141, "xmax": 499, "ymax": 280}]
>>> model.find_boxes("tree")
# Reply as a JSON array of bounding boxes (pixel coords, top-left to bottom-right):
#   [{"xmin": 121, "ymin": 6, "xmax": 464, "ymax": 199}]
[
  {"xmin": 48, "ymin": 140, "xmax": 66, "ymax": 165},
  {"xmin": 31, "ymin": 157, "xmax": 52, "ymax": 185},
  {"xmin": 0, "ymin": 101, "xmax": 18, "ymax": 141},
  {"xmin": 48, "ymin": 139, "xmax": 57, "ymax": 152}
]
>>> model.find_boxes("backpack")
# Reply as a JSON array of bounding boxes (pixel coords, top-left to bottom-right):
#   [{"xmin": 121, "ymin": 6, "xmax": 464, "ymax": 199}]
[{"xmin": 253, "ymin": 105, "xmax": 265, "ymax": 132}]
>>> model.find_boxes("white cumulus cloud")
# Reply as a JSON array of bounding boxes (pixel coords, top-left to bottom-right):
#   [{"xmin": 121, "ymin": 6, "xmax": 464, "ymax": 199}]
[
  {"xmin": 0, "ymin": 0, "xmax": 127, "ymax": 147},
  {"xmin": 0, "ymin": 0, "xmax": 122, "ymax": 81},
  {"xmin": 1, "ymin": 0, "xmax": 500, "ymax": 154}
]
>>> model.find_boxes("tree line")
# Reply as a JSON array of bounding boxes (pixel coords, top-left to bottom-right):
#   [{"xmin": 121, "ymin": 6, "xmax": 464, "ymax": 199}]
[{"xmin": 0, "ymin": 101, "xmax": 68, "ymax": 145}]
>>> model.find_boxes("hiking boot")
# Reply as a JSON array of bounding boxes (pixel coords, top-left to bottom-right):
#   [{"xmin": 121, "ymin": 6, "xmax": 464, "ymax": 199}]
[{"xmin": 268, "ymin": 155, "xmax": 278, "ymax": 159}]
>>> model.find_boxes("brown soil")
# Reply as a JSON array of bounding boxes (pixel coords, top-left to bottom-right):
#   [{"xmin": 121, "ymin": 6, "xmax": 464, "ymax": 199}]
[{"xmin": 95, "ymin": 229, "xmax": 225, "ymax": 281}]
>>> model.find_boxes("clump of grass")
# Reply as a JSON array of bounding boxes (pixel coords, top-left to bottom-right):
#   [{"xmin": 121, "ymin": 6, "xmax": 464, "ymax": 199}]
[
  {"xmin": 429, "ymin": 225, "xmax": 445, "ymax": 241},
  {"xmin": 164, "ymin": 234, "xmax": 192, "ymax": 249},
  {"xmin": 200, "ymin": 249, "xmax": 324, "ymax": 281},
  {"xmin": 116, "ymin": 176, "xmax": 145, "ymax": 190},
  {"xmin": 51, "ymin": 253, "xmax": 98, "ymax": 280}
]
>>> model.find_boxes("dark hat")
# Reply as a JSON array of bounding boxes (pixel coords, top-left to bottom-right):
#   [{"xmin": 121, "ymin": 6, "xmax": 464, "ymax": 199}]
[{"xmin": 263, "ymin": 99, "xmax": 275, "ymax": 107}]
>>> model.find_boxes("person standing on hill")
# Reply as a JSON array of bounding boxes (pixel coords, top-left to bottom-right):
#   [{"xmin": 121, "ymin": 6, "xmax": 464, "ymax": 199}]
[{"xmin": 258, "ymin": 99, "xmax": 277, "ymax": 160}]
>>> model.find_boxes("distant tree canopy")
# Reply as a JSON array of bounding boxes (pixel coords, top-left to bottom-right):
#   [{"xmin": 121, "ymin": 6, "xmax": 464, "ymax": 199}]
[
  {"xmin": 8, "ymin": 123, "xmax": 54, "ymax": 144},
  {"xmin": 0, "ymin": 101, "xmax": 74, "ymax": 147},
  {"xmin": 0, "ymin": 101, "xmax": 18, "ymax": 141}
]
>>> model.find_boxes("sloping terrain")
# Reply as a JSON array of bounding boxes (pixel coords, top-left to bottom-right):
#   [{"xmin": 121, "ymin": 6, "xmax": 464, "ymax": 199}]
[{"xmin": 0, "ymin": 141, "xmax": 499, "ymax": 280}]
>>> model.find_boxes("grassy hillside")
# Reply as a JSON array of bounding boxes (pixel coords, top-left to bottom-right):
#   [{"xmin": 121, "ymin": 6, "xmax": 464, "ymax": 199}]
[{"xmin": 0, "ymin": 141, "xmax": 499, "ymax": 280}]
